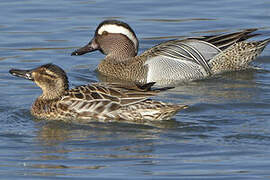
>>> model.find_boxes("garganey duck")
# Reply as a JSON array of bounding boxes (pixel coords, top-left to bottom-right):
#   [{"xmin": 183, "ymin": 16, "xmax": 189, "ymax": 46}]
[
  {"xmin": 9, "ymin": 64, "xmax": 188, "ymax": 122},
  {"xmin": 72, "ymin": 20, "xmax": 270, "ymax": 86}
]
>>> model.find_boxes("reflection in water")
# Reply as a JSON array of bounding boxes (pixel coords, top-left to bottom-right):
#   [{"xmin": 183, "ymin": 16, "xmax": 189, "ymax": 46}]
[
  {"xmin": 35, "ymin": 118, "xmax": 202, "ymax": 158},
  {"xmin": 36, "ymin": 122, "xmax": 73, "ymax": 146},
  {"xmin": 156, "ymin": 70, "xmax": 259, "ymax": 105},
  {"xmin": 32, "ymin": 118, "xmax": 214, "ymax": 177},
  {"xmin": 36, "ymin": 120, "xmax": 180, "ymax": 147},
  {"xmin": 33, "ymin": 121, "xmax": 164, "ymax": 174}
]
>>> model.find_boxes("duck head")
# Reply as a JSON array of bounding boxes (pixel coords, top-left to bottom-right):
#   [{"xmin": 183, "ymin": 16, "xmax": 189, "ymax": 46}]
[
  {"xmin": 9, "ymin": 64, "xmax": 69, "ymax": 99},
  {"xmin": 71, "ymin": 20, "xmax": 139, "ymax": 60}
]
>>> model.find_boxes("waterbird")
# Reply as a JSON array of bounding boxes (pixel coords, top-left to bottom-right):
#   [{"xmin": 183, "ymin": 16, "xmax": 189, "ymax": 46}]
[
  {"xmin": 72, "ymin": 20, "xmax": 270, "ymax": 86},
  {"xmin": 9, "ymin": 63, "xmax": 188, "ymax": 122}
]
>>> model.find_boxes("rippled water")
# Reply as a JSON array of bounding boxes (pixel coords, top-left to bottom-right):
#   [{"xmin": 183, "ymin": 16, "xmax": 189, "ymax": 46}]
[{"xmin": 1, "ymin": 0, "xmax": 270, "ymax": 179}]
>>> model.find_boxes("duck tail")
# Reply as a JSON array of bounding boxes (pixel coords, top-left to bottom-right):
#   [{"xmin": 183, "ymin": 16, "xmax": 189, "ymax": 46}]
[
  {"xmin": 200, "ymin": 28, "xmax": 259, "ymax": 50},
  {"xmin": 145, "ymin": 104, "xmax": 188, "ymax": 121},
  {"xmin": 209, "ymin": 38, "xmax": 270, "ymax": 75},
  {"xmin": 257, "ymin": 38, "xmax": 270, "ymax": 48},
  {"xmin": 159, "ymin": 104, "xmax": 188, "ymax": 120}
]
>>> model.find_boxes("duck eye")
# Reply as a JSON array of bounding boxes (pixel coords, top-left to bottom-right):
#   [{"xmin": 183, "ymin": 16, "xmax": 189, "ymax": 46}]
[
  {"xmin": 102, "ymin": 31, "xmax": 108, "ymax": 35},
  {"xmin": 40, "ymin": 71, "xmax": 56, "ymax": 79},
  {"xmin": 46, "ymin": 74, "xmax": 56, "ymax": 79}
]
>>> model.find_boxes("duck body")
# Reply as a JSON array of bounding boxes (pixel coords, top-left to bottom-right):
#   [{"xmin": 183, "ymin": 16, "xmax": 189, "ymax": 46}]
[
  {"xmin": 9, "ymin": 64, "xmax": 187, "ymax": 122},
  {"xmin": 31, "ymin": 83, "xmax": 185, "ymax": 122},
  {"xmin": 72, "ymin": 20, "xmax": 270, "ymax": 86},
  {"xmin": 97, "ymin": 39, "xmax": 214, "ymax": 85}
]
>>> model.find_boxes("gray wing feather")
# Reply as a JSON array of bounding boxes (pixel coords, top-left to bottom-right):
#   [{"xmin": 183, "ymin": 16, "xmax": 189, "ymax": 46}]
[
  {"xmin": 183, "ymin": 40, "xmax": 221, "ymax": 61},
  {"xmin": 144, "ymin": 39, "xmax": 221, "ymax": 84},
  {"xmin": 145, "ymin": 55, "xmax": 208, "ymax": 85}
]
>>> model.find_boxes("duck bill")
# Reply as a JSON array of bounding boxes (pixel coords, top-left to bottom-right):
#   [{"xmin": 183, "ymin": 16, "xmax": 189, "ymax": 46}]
[
  {"xmin": 9, "ymin": 68, "xmax": 33, "ymax": 81},
  {"xmin": 71, "ymin": 37, "xmax": 99, "ymax": 56}
]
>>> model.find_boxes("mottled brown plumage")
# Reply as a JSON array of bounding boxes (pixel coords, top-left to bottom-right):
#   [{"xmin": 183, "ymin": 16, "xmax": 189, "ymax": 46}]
[
  {"xmin": 9, "ymin": 64, "xmax": 188, "ymax": 122},
  {"xmin": 72, "ymin": 20, "xmax": 270, "ymax": 86}
]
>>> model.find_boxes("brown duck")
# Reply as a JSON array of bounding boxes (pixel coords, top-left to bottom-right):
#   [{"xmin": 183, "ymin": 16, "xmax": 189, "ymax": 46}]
[{"xmin": 9, "ymin": 64, "xmax": 188, "ymax": 122}]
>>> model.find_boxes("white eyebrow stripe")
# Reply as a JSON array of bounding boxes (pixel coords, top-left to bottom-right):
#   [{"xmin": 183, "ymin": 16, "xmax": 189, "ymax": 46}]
[{"xmin": 97, "ymin": 24, "xmax": 138, "ymax": 50}]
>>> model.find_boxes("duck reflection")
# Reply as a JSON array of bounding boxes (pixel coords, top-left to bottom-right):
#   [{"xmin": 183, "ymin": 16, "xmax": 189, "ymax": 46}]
[
  {"xmin": 34, "ymin": 120, "xmax": 164, "ymax": 169},
  {"xmin": 36, "ymin": 119, "xmax": 188, "ymax": 147},
  {"xmin": 34, "ymin": 118, "xmax": 201, "ymax": 159},
  {"xmin": 32, "ymin": 112, "xmax": 216, "ymax": 175},
  {"xmin": 168, "ymin": 70, "xmax": 259, "ymax": 104}
]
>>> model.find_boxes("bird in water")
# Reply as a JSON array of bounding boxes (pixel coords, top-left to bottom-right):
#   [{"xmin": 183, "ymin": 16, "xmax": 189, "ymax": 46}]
[
  {"xmin": 9, "ymin": 63, "xmax": 188, "ymax": 122},
  {"xmin": 72, "ymin": 20, "xmax": 270, "ymax": 86}
]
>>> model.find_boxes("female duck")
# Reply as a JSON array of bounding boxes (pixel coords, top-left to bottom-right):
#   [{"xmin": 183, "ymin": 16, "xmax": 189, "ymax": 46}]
[
  {"xmin": 72, "ymin": 20, "xmax": 270, "ymax": 86},
  {"xmin": 9, "ymin": 64, "xmax": 187, "ymax": 122}
]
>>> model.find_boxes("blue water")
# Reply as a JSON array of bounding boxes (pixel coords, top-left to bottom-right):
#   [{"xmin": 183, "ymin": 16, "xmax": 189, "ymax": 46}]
[{"xmin": 1, "ymin": 0, "xmax": 270, "ymax": 179}]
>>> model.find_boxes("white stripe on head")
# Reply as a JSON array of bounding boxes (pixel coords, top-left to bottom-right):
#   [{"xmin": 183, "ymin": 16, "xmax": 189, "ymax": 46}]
[{"xmin": 97, "ymin": 24, "xmax": 138, "ymax": 52}]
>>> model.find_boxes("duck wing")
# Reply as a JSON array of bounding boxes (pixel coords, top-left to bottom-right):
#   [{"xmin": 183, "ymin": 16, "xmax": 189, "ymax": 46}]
[
  {"xmin": 142, "ymin": 29, "xmax": 258, "ymax": 84},
  {"xmin": 58, "ymin": 82, "xmax": 158, "ymax": 119},
  {"xmin": 143, "ymin": 39, "xmax": 221, "ymax": 84},
  {"xmin": 194, "ymin": 28, "xmax": 258, "ymax": 50}
]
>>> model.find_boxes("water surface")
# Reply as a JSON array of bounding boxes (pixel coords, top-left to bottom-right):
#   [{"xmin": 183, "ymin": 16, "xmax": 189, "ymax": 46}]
[{"xmin": 1, "ymin": 0, "xmax": 270, "ymax": 179}]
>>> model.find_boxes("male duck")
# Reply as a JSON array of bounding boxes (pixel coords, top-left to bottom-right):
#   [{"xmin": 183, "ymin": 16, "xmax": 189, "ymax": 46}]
[
  {"xmin": 72, "ymin": 20, "xmax": 270, "ymax": 86},
  {"xmin": 9, "ymin": 64, "xmax": 187, "ymax": 122}
]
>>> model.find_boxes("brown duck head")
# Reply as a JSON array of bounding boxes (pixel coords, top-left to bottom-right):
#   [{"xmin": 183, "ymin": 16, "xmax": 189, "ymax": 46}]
[
  {"xmin": 9, "ymin": 64, "xmax": 69, "ymax": 99},
  {"xmin": 71, "ymin": 20, "xmax": 139, "ymax": 60}
]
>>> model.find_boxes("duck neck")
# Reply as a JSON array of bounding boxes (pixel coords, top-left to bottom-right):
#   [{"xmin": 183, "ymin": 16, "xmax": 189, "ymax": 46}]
[
  {"xmin": 40, "ymin": 89, "xmax": 65, "ymax": 100},
  {"xmin": 106, "ymin": 46, "xmax": 137, "ymax": 62},
  {"xmin": 100, "ymin": 34, "xmax": 138, "ymax": 62},
  {"xmin": 39, "ymin": 83, "xmax": 69, "ymax": 100}
]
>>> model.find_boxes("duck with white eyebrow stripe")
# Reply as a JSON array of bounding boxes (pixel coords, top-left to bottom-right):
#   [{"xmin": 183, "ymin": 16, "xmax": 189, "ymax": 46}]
[
  {"xmin": 96, "ymin": 23, "xmax": 139, "ymax": 54},
  {"xmin": 72, "ymin": 20, "xmax": 139, "ymax": 59},
  {"xmin": 72, "ymin": 20, "xmax": 270, "ymax": 86}
]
